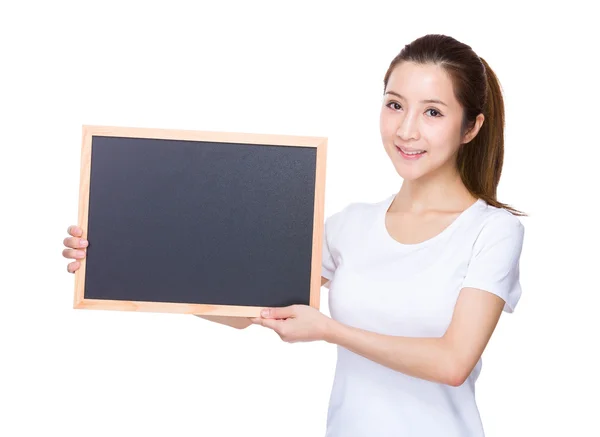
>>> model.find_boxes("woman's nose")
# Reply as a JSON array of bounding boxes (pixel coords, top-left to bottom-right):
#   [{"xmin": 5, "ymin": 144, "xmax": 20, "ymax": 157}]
[{"xmin": 396, "ymin": 113, "xmax": 420, "ymax": 141}]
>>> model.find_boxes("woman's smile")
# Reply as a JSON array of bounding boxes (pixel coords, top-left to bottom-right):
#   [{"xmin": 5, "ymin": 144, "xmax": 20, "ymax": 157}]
[{"xmin": 396, "ymin": 144, "xmax": 427, "ymax": 160}]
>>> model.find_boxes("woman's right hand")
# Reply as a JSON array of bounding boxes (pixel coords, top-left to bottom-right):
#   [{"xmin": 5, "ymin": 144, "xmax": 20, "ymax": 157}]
[{"xmin": 63, "ymin": 225, "xmax": 88, "ymax": 273}]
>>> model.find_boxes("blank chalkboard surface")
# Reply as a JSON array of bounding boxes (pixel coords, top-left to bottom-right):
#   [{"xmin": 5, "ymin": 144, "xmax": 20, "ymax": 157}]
[{"xmin": 73, "ymin": 125, "xmax": 327, "ymax": 317}]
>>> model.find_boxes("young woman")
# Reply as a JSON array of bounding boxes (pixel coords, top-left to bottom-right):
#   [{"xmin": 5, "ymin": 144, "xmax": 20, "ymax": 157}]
[{"xmin": 62, "ymin": 34, "xmax": 525, "ymax": 436}]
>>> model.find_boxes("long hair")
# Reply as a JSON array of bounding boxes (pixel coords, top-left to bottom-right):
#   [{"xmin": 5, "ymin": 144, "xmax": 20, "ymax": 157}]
[{"xmin": 383, "ymin": 34, "xmax": 526, "ymax": 216}]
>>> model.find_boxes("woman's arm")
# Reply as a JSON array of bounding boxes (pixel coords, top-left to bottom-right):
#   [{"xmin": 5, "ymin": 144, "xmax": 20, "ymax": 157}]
[
  {"xmin": 325, "ymin": 287, "xmax": 505, "ymax": 386},
  {"xmin": 256, "ymin": 216, "xmax": 523, "ymax": 384}
]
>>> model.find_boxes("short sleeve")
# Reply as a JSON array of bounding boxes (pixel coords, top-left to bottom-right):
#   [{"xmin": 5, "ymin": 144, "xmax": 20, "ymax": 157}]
[
  {"xmin": 461, "ymin": 215, "xmax": 525, "ymax": 313},
  {"xmin": 321, "ymin": 205, "xmax": 350, "ymax": 289},
  {"xmin": 321, "ymin": 215, "xmax": 337, "ymax": 285}
]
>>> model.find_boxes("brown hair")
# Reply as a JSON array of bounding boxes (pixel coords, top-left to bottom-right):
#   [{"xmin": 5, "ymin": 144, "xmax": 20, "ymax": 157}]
[{"xmin": 383, "ymin": 34, "xmax": 526, "ymax": 216}]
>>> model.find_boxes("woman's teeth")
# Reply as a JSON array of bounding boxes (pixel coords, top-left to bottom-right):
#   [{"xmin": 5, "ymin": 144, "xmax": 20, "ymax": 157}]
[
  {"xmin": 398, "ymin": 146, "xmax": 426, "ymax": 154},
  {"xmin": 396, "ymin": 145, "xmax": 427, "ymax": 159}
]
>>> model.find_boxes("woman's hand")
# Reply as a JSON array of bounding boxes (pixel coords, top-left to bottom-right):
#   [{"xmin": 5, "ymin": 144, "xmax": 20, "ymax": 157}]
[
  {"xmin": 250, "ymin": 304, "xmax": 333, "ymax": 343},
  {"xmin": 63, "ymin": 225, "xmax": 88, "ymax": 273}
]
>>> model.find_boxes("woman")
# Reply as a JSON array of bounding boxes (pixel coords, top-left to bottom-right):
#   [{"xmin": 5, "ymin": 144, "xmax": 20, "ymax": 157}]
[{"xmin": 62, "ymin": 34, "xmax": 525, "ymax": 436}]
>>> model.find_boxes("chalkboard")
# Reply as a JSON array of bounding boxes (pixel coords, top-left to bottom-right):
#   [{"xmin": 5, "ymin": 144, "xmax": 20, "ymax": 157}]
[{"xmin": 73, "ymin": 125, "xmax": 327, "ymax": 317}]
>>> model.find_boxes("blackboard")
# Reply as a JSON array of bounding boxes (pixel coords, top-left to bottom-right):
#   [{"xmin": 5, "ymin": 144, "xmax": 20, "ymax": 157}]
[{"xmin": 73, "ymin": 125, "xmax": 327, "ymax": 317}]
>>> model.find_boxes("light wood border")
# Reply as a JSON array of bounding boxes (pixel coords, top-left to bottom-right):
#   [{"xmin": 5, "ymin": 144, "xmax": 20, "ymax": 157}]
[{"xmin": 73, "ymin": 124, "xmax": 327, "ymax": 317}]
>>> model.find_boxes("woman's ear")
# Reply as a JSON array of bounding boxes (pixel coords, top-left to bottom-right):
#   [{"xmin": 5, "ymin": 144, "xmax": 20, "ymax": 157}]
[{"xmin": 462, "ymin": 113, "xmax": 485, "ymax": 144}]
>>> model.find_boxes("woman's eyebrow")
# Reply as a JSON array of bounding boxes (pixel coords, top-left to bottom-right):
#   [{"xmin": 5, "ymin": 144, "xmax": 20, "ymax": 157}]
[{"xmin": 384, "ymin": 90, "xmax": 448, "ymax": 107}]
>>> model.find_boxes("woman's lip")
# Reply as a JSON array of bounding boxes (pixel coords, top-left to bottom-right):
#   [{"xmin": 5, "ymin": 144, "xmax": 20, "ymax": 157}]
[{"xmin": 396, "ymin": 145, "xmax": 427, "ymax": 160}]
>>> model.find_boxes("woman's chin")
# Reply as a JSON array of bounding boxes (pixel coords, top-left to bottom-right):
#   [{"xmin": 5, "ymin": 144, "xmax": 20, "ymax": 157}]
[
  {"xmin": 397, "ymin": 172, "xmax": 423, "ymax": 181},
  {"xmin": 392, "ymin": 163, "xmax": 426, "ymax": 181}
]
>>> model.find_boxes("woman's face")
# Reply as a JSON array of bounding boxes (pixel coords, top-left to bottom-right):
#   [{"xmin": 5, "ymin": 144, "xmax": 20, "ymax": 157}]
[{"xmin": 380, "ymin": 61, "xmax": 479, "ymax": 182}]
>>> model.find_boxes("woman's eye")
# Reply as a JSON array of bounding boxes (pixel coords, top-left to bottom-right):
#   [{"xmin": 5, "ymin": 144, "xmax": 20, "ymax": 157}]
[{"xmin": 387, "ymin": 102, "xmax": 442, "ymax": 117}]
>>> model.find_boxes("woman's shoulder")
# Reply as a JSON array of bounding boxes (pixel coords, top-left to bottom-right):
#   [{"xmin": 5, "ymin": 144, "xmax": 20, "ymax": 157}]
[
  {"xmin": 476, "ymin": 200, "xmax": 524, "ymax": 229},
  {"xmin": 325, "ymin": 194, "xmax": 391, "ymax": 224},
  {"xmin": 324, "ymin": 194, "xmax": 391, "ymax": 237},
  {"xmin": 470, "ymin": 199, "xmax": 525, "ymax": 246}
]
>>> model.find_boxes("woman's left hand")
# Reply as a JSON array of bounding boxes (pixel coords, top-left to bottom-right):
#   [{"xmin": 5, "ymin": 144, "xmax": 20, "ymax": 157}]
[{"xmin": 250, "ymin": 304, "xmax": 333, "ymax": 343}]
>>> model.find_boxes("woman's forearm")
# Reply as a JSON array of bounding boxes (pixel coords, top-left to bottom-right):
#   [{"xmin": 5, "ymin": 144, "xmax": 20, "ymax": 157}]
[{"xmin": 325, "ymin": 319, "xmax": 461, "ymax": 386}]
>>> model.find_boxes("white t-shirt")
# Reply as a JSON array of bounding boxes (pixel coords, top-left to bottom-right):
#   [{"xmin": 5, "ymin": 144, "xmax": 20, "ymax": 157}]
[{"xmin": 321, "ymin": 192, "xmax": 525, "ymax": 437}]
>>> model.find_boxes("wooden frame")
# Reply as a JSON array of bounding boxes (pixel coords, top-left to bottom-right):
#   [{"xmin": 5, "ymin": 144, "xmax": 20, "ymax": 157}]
[{"xmin": 73, "ymin": 124, "xmax": 328, "ymax": 317}]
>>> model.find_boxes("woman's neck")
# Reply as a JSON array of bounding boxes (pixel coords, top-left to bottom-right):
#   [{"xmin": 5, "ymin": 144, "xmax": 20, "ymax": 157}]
[{"xmin": 392, "ymin": 167, "xmax": 477, "ymax": 214}]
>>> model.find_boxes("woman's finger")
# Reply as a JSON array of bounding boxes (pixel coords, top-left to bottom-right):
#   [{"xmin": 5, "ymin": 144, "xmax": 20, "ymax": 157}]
[
  {"xmin": 63, "ymin": 236, "xmax": 88, "ymax": 249},
  {"xmin": 67, "ymin": 225, "xmax": 83, "ymax": 237},
  {"xmin": 67, "ymin": 261, "xmax": 80, "ymax": 273},
  {"xmin": 62, "ymin": 248, "xmax": 87, "ymax": 260}
]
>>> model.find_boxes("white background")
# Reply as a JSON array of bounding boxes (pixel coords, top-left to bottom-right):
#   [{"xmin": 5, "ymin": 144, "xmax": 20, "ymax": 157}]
[{"xmin": 1, "ymin": 1, "xmax": 598, "ymax": 436}]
